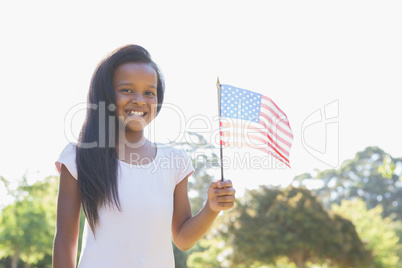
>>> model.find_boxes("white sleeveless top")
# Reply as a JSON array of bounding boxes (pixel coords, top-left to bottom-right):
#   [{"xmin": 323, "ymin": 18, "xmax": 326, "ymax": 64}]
[{"xmin": 55, "ymin": 143, "xmax": 194, "ymax": 268}]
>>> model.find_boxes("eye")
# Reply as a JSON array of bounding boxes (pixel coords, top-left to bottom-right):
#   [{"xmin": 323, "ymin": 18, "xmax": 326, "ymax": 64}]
[
  {"xmin": 121, "ymin": 89, "xmax": 132, "ymax": 93},
  {"xmin": 145, "ymin": 91, "xmax": 156, "ymax": 96}
]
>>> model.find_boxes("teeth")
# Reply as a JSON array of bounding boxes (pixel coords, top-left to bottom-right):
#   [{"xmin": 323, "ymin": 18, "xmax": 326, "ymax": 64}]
[{"xmin": 128, "ymin": 111, "xmax": 144, "ymax": 116}]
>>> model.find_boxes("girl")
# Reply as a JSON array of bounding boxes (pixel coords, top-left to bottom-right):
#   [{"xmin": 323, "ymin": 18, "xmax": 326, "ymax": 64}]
[{"xmin": 53, "ymin": 45, "xmax": 236, "ymax": 268}]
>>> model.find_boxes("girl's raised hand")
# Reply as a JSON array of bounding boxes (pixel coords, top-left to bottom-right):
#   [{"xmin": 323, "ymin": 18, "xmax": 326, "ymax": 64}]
[{"xmin": 207, "ymin": 180, "xmax": 236, "ymax": 213}]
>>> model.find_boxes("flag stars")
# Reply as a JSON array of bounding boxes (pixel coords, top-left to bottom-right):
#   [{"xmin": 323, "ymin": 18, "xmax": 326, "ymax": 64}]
[{"xmin": 220, "ymin": 85, "xmax": 262, "ymax": 123}]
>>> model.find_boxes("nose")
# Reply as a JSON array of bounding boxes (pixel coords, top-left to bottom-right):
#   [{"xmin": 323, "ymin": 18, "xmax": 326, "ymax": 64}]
[{"xmin": 131, "ymin": 93, "xmax": 145, "ymax": 106}]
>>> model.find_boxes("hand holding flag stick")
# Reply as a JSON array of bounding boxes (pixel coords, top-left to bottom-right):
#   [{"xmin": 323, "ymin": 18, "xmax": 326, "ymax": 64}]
[{"xmin": 216, "ymin": 77, "xmax": 293, "ymax": 181}]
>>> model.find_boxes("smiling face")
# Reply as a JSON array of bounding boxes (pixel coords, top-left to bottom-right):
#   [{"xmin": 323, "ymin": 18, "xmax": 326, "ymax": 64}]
[{"xmin": 113, "ymin": 62, "xmax": 158, "ymax": 135}]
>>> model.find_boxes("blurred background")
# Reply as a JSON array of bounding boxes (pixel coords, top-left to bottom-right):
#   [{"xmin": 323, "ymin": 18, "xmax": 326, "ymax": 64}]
[{"xmin": 0, "ymin": 0, "xmax": 401, "ymax": 267}]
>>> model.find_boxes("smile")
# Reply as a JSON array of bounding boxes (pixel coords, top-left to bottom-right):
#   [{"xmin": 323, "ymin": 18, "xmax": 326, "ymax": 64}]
[{"xmin": 125, "ymin": 110, "xmax": 147, "ymax": 117}]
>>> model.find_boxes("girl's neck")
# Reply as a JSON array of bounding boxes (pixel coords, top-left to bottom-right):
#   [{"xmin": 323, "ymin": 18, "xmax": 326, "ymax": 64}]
[
  {"xmin": 118, "ymin": 129, "xmax": 145, "ymax": 144},
  {"xmin": 116, "ymin": 136, "xmax": 157, "ymax": 165},
  {"xmin": 116, "ymin": 130, "xmax": 149, "ymax": 154}
]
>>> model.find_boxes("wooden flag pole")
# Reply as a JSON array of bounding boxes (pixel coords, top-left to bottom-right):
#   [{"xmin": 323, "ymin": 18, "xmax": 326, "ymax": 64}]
[{"xmin": 217, "ymin": 77, "xmax": 224, "ymax": 182}]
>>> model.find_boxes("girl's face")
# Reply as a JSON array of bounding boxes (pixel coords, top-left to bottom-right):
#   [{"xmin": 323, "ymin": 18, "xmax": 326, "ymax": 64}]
[{"xmin": 113, "ymin": 62, "xmax": 158, "ymax": 134}]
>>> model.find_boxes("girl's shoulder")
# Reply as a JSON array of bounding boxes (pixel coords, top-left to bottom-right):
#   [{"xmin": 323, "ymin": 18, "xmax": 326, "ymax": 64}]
[
  {"xmin": 60, "ymin": 142, "xmax": 77, "ymax": 153},
  {"xmin": 55, "ymin": 142, "xmax": 78, "ymax": 179},
  {"xmin": 155, "ymin": 143, "xmax": 194, "ymax": 184}
]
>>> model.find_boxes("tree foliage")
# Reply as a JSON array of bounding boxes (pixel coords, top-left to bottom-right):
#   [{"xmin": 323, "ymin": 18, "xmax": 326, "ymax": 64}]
[
  {"xmin": 186, "ymin": 239, "xmax": 222, "ymax": 268},
  {"xmin": 332, "ymin": 199, "xmax": 400, "ymax": 267},
  {"xmin": 0, "ymin": 176, "xmax": 58, "ymax": 268},
  {"xmin": 293, "ymin": 146, "xmax": 402, "ymax": 219},
  {"xmin": 221, "ymin": 185, "xmax": 372, "ymax": 268}
]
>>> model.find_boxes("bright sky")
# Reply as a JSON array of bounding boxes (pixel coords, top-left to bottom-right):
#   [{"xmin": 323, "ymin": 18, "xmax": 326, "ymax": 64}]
[{"xmin": 1, "ymin": 1, "xmax": 402, "ymax": 206}]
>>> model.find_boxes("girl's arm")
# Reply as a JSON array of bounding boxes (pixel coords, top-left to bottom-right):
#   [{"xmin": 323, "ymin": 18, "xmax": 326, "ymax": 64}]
[
  {"xmin": 172, "ymin": 177, "xmax": 235, "ymax": 251},
  {"xmin": 53, "ymin": 165, "xmax": 81, "ymax": 268}
]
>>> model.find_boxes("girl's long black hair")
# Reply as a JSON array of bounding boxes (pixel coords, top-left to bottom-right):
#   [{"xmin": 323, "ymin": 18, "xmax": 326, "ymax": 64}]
[{"xmin": 76, "ymin": 45, "xmax": 165, "ymax": 233}]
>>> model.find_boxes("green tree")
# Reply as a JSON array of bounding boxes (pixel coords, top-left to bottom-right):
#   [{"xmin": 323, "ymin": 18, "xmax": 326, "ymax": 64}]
[
  {"xmin": 0, "ymin": 176, "xmax": 58, "ymax": 268},
  {"xmin": 186, "ymin": 238, "xmax": 222, "ymax": 268},
  {"xmin": 293, "ymin": 146, "xmax": 402, "ymax": 219},
  {"xmin": 221, "ymin": 186, "xmax": 372, "ymax": 268},
  {"xmin": 332, "ymin": 199, "xmax": 400, "ymax": 267},
  {"xmin": 389, "ymin": 220, "xmax": 402, "ymax": 267}
]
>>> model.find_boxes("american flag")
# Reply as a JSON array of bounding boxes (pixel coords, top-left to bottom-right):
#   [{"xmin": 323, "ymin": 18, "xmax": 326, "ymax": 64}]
[{"xmin": 219, "ymin": 84, "xmax": 293, "ymax": 168}]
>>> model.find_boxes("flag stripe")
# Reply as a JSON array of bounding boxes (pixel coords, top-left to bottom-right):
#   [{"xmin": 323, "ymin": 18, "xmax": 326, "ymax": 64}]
[
  {"xmin": 261, "ymin": 100, "xmax": 290, "ymax": 131},
  {"xmin": 221, "ymin": 140, "xmax": 290, "ymax": 167},
  {"xmin": 220, "ymin": 130, "xmax": 290, "ymax": 159},
  {"xmin": 221, "ymin": 129, "xmax": 290, "ymax": 160},
  {"xmin": 221, "ymin": 131, "xmax": 290, "ymax": 163},
  {"xmin": 258, "ymin": 119, "xmax": 293, "ymax": 147},
  {"xmin": 220, "ymin": 121, "xmax": 293, "ymax": 147},
  {"xmin": 259, "ymin": 111, "xmax": 294, "ymax": 139},
  {"xmin": 220, "ymin": 122, "xmax": 291, "ymax": 157},
  {"xmin": 259, "ymin": 148, "xmax": 291, "ymax": 168},
  {"xmin": 260, "ymin": 101, "xmax": 291, "ymax": 130},
  {"xmin": 259, "ymin": 111, "xmax": 293, "ymax": 139},
  {"xmin": 260, "ymin": 97, "xmax": 293, "ymax": 137},
  {"xmin": 262, "ymin": 95, "xmax": 289, "ymax": 121},
  {"xmin": 220, "ymin": 125, "xmax": 291, "ymax": 153}
]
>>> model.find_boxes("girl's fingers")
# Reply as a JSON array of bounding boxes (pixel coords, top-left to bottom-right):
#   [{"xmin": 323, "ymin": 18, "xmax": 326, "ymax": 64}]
[
  {"xmin": 213, "ymin": 188, "xmax": 236, "ymax": 196},
  {"xmin": 209, "ymin": 180, "xmax": 236, "ymax": 210},
  {"xmin": 218, "ymin": 180, "xmax": 233, "ymax": 188},
  {"xmin": 215, "ymin": 195, "xmax": 236, "ymax": 202},
  {"xmin": 216, "ymin": 202, "xmax": 235, "ymax": 209},
  {"xmin": 211, "ymin": 180, "xmax": 233, "ymax": 189},
  {"xmin": 210, "ymin": 181, "xmax": 220, "ymax": 189}
]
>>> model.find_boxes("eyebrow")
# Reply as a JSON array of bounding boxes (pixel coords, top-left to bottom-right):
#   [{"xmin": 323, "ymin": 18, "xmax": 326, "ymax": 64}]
[
  {"xmin": 116, "ymin": 82, "xmax": 157, "ymax": 89},
  {"xmin": 116, "ymin": 82, "xmax": 132, "ymax": 87}
]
